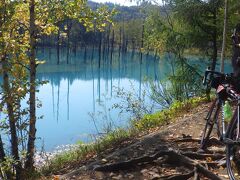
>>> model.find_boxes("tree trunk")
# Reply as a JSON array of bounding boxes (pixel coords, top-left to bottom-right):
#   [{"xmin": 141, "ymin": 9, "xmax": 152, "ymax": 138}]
[
  {"xmin": 118, "ymin": 27, "xmax": 122, "ymax": 58},
  {"xmin": 110, "ymin": 30, "xmax": 114, "ymax": 66},
  {"xmin": 66, "ymin": 20, "xmax": 72, "ymax": 64},
  {"xmin": 2, "ymin": 54, "xmax": 22, "ymax": 179},
  {"xmin": 0, "ymin": 133, "xmax": 12, "ymax": 179},
  {"xmin": 140, "ymin": 23, "xmax": 144, "ymax": 65},
  {"xmin": 57, "ymin": 29, "xmax": 60, "ymax": 64},
  {"xmin": 0, "ymin": 135, "xmax": 5, "ymax": 162},
  {"xmin": 98, "ymin": 32, "xmax": 102, "ymax": 68},
  {"xmin": 211, "ymin": 10, "xmax": 218, "ymax": 71},
  {"xmin": 220, "ymin": 0, "xmax": 228, "ymax": 73},
  {"xmin": 107, "ymin": 25, "xmax": 111, "ymax": 54},
  {"xmin": 25, "ymin": 0, "xmax": 37, "ymax": 170}
]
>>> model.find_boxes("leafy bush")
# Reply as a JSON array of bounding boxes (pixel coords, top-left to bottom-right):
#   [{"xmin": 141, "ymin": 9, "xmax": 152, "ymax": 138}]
[{"xmin": 132, "ymin": 96, "xmax": 207, "ymax": 131}]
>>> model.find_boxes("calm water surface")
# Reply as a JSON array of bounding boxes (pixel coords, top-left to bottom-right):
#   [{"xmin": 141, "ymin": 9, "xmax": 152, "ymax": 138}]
[{"xmin": 35, "ymin": 47, "xmax": 231, "ymax": 151}]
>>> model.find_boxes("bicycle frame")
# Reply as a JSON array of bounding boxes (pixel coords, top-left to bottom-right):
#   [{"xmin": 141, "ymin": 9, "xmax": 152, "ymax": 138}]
[{"xmin": 225, "ymin": 99, "xmax": 240, "ymax": 144}]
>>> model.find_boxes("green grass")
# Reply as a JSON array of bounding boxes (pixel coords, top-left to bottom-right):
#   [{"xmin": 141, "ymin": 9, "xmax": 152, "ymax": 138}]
[
  {"xmin": 41, "ymin": 128, "xmax": 135, "ymax": 175},
  {"xmin": 41, "ymin": 96, "xmax": 208, "ymax": 176},
  {"xmin": 132, "ymin": 96, "xmax": 208, "ymax": 130}
]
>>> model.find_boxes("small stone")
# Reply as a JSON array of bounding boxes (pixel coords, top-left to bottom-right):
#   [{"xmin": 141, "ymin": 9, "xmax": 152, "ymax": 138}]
[
  {"xmin": 149, "ymin": 171, "xmax": 156, "ymax": 175},
  {"xmin": 151, "ymin": 173, "xmax": 160, "ymax": 179},
  {"xmin": 112, "ymin": 174, "xmax": 123, "ymax": 180},
  {"xmin": 141, "ymin": 169, "xmax": 148, "ymax": 174},
  {"xmin": 110, "ymin": 172, "xmax": 115, "ymax": 177},
  {"xmin": 133, "ymin": 151, "xmax": 138, "ymax": 157},
  {"xmin": 151, "ymin": 168, "xmax": 159, "ymax": 173},
  {"xmin": 101, "ymin": 158, "xmax": 107, "ymax": 163},
  {"xmin": 95, "ymin": 171, "xmax": 104, "ymax": 179},
  {"xmin": 128, "ymin": 174, "xmax": 134, "ymax": 179}
]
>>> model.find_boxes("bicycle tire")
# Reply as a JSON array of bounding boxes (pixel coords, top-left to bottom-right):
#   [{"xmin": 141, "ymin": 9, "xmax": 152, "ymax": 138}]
[
  {"xmin": 200, "ymin": 99, "xmax": 221, "ymax": 150},
  {"xmin": 226, "ymin": 111, "xmax": 240, "ymax": 180}
]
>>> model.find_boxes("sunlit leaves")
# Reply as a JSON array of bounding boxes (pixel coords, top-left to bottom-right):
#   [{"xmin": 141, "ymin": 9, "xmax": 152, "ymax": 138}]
[{"xmin": 0, "ymin": 0, "xmax": 115, "ymax": 176}]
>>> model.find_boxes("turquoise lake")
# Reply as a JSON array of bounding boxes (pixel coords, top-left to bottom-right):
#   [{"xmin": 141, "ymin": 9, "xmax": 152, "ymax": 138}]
[{"xmin": 32, "ymin": 47, "xmax": 232, "ymax": 151}]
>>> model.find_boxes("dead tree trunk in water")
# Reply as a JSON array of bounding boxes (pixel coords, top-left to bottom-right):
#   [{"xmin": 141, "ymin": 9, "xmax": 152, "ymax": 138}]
[
  {"xmin": 98, "ymin": 32, "xmax": 102, "ymax": 68},
  {"xmin": 57, "ymin": 29, "xmax": 60, "ymax": 64},
  {"xmin": 84, "ymin": 45, "xmax": 87, "ymax": 64},
  {"xmin": 154, "ymin": 49, "xmax": 158, "ymax": 60},
  {"xmin": 125, "ymin": 36, "xmax": 128, "ymax": 53},
  {"xmin": 110, "ymin": 30, "xmax": 114, "ymax": 66},
  {"xmin": 140, "ymin": 23, "xmax": 144, "ymax": 64},
  {"xmin": 118, "ymin": 27, "xmax": 122, "ymax": 58},
  {"xmin": 66, "ymin": 20, "xmax": 72, "ymax": 64},
  {"xmin": 107, "ymin": 25, "xmax": 111, "ymax": 54},
  {"xmin": 102, "ymin": 33, "xmax": 106, "ymax": 63}
]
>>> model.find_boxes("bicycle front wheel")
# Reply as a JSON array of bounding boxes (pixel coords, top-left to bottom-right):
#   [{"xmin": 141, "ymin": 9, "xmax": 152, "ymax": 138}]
[
  {"xmin": 226, "ymin": 112, "xmax": 240, "ymax": 180},
  {"xmin": 200, "ymin": 99, "xmax": 221, "ymax": 150}
]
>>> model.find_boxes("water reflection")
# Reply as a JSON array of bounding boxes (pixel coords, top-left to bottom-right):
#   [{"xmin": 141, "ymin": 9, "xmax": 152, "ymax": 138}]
[
  {"xmin": 36, "ymin": 47, "xmax": 222, "ymax": 151},
  {"xmin": 35, "ymin": 47, "xmax": 173, "ymax": 151}
]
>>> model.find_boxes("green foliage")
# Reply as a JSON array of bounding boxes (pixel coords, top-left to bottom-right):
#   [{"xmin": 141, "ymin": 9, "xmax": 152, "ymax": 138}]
[
  {"xmin": 0, "ymin": 0, "xmax": 115, "ymax": 178},
  {"xmin": 133, "ymin": 96, "xmax": 207, "ymax": 131},
  {"xmin": 113, "ymin": 85, "xmax": 154, "ymax": 120}
]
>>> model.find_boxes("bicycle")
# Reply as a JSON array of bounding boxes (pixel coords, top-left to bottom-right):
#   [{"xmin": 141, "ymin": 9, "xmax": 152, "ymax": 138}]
[{"xmin": 200, "ymin": 69, "xmax": 240, "ymax": 180}]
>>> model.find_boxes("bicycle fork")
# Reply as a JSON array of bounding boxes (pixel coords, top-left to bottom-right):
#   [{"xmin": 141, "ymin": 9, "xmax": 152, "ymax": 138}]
[
  {"xmin": 222, "ymin": 99, "xmax": 240, "ymax": 144},
  {"xmin": 221, "ymin": 101, "xmax": 226, "ymax": 139},
  {"xmin": 237, "ymin": 100, "xmax": 240, "ymax": 139}
]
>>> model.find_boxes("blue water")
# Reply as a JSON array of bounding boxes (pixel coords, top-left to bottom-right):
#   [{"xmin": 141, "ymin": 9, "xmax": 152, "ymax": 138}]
[{"xmin": 33, "ymin": 48, "xmax": 232, "ymax": 151}]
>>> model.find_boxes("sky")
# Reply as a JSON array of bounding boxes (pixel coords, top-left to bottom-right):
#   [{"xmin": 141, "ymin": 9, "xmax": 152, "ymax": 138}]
[{"xmin": 91, "ymin": 0, "xmax": 138, "ymax": 7}]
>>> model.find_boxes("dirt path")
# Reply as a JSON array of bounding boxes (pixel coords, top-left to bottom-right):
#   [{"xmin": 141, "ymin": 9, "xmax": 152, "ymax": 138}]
[{"xmin": 58, "ymin": 102, "xmax": 229, "ymax": 180}]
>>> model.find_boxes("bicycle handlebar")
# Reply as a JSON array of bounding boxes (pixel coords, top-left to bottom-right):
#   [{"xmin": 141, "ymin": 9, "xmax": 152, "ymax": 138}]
[
  {"xmin": 203, "ymin": 68, "xmax": 240, "ymax": 100},
  {"xmin": 202, "ymin": 68, "xmax": 225, "ymax": 86},
  {"xmin": 203, "ymin": 68, "xmax": 235, "ymax": 88}
]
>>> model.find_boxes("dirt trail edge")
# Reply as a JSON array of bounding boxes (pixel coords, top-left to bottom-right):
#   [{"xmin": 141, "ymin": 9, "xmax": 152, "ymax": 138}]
[{"xmin": 60, "ymin": 103, "xmax": 229, "ymax": 180}]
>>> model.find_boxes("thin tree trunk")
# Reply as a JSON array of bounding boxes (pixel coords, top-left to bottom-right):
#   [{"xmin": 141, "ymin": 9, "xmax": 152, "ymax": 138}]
[
  {"xmin": 57, "ymin": 29, "xmax": 60, "ymax": 64},
  {"xmin": 2, "ymin": 54, "xmax": 22, "ymax": 179},
  {"xmin": 98, "ymin": 33, "xmax": 102, "ymax": 68},
  {"xmin": 0, "ymin": 134, "xmax": 5, "ymax": 179},
  {"xmin": 84, "ymin": 45, "xmax": 87, "ymax": 64},
  {"xmin": 25, "ymin": 0, "xmax": 37, "ymax": 170},
  {"xmin": 140, "ymin": 23, "xmax": 144, "ymax": 65},
  {"xmin": 0, "ymin": 135, "xmax": 5, "ymax": 162},
  {"xmin": 122, "ymin": 17, "xmax": 125, "ymax": 53},
  {"xmin": 0, "ymin": 134, "xmax": 12, "ymax": 179},
  {"xmin": 118, "ymin": 27, "xmax": 122, "ymax": 58},
  {"xmin": 110, "ymin": 30, "xmax": 114, "ymax": 66},
  {"xmin": 107, "ymin": 25, "xmax": 111, "ymax": 54},
  {"xmin": 211, "ymin": 10, "xmax": 218, "ymax": 71},
  {"xmin": 220, "ymin": 0, "xmax": 228, "ymax": 73},
  {"xmin": 66, "ymin": 20, "xmax": 72, "ymax": 64}
]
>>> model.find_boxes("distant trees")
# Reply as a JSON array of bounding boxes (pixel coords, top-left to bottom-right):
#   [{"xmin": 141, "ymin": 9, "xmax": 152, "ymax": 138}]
[
  {"xmin": 171, "ymin": 0, "xmax": 225, "ymax": 71},
  {"xmin": 38, "ymin": 3, "xmax": 147, "ymax": 54},
  {"xmin": 144, "ymin": 0, "xmax": 240, "ymax": 69}
]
